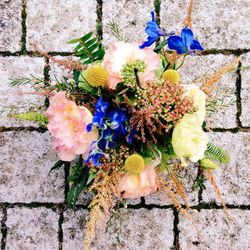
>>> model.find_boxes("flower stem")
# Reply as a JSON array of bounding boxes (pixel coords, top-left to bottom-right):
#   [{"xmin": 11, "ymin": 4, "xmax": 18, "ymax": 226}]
[
  {"xmin": 176, "ymin": 54, "xmax": 187, "ymax": 70},
  {"xmin": 134, "ymin": 68, "xmax": 142, "ymax": 88}
]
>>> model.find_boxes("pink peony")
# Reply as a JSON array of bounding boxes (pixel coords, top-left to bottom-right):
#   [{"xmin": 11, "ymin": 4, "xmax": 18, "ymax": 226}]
[
  {"xmin": 102, "ymin": 41, "xmax": 161, "ymax": 89},
  {"xmin": 119, "ymin": 157, "xmax": 161, "ymax": 199},
  {"xmin": 45, "ymin": 91, "xmax": 98, "ymax": 161}
]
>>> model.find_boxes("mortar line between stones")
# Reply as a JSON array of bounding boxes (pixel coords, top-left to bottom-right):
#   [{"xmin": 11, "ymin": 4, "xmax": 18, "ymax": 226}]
[
  {"xmin": 172, "ymin": 208, "xmax": 180, "ymax": 249},
  {"xmin": 0, "ymin": 207, "xmax": 7, "ymax": 250},
  {"xmin": 64, "ymin": 162, "xmax": 71, "ymax": 203},
  {"xmin": 236, "ymin": 61, "xmax": 242, "ymax": 127},
  {"xmin": 21, "ymin": 0, "xmax": 27, "ymax": 53},
  {"xmin": 0, "ymin": 202, "xmax": 249, "ymax": 210},
  {"xmin": 196, "ymin": 166, "xmax": 203, "ymax": 203},
  {"xmin": 44, "ymin": 57, "xmax": 51, "ymax": 85},
  {"xmin": 1, "ymin": 126, "xmax": 250, "ymax": 134},
  {"xmin": 0, "ymin": 126, "xmax": 47, "ymax": 133},
  {"xmin": 58, "ymin": 208, "xmax": 64, "ymax": 250},
  {"xmin": 0, "ymin": 49, "xmax": 250, "ymax": 58},
  {"xmin": 96, "ymin": 0, "xmax": 103, "ymax": 41}
]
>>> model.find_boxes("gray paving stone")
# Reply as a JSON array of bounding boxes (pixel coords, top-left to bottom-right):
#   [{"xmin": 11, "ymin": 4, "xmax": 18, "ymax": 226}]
[
  {"xmin": 75, "ymin": 191, "xmax": 141, "ymax": 207},
  {"xmin": 0, "ymin": 0, "xmax": 22, "ymax": 52},
  {"xmin": 102, "ymin": 0, "xmax": 154, "ymax": 45},
  {"xmin": 179, "ymin": 54, "xmax": 237, "ymax": 128},
  {"xmin": 6, "ymin": 207, "xmax": 59, "ymax": 250},
  {"xmin": 26, "ymin": 0, "xmax": 97, "ymax": 52},
  {"xmin": 62, "ymin": 209, "xmax": 87, "ymax": 250},
  {"xmin": 0, "ymin": 56, "xmax": 45, "ymax": 127},
  {"xmin": 160, "ymin": 0, "xmax": 250, "ymax": 49},
  {"xmin": 49, "ymin": 55, "xmax": 78, "ymax": 83},
  {"xmin": 0, "ymin": 209, "xmax": 3, "ymax": 244},
  {"xmin": 0, "ymin": 131, "xmax": 64, "ymax": 203},
  {"xmin": 202, "ymin": 132, "xmax": 250, "ymax": 205},
  {"xmin": 145, "ymin": 166, "xmax": 199, "ymax": 206},
  {"xmin": 63, "ymin": 208, "xmax": 174, "ymax": 250},
  {"xmin": 240, "ymin": 53, "xmax": 250, "ymax": 127},
  {"xmin": 179, "ymin": 209, "xmax": 250, "ymax": 249}
]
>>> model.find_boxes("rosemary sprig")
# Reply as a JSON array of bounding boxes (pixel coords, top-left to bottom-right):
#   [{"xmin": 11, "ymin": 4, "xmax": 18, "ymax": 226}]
[
  {"xmin": 107, "ymin": 20, "xmax": 124, "ymax": 41},
  {"xmin": 9, "ymin": 75, "xmax": 44, "ymax": 87}
]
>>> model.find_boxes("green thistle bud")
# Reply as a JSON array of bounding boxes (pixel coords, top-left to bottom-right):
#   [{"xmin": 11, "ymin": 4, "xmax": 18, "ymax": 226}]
[{"xmin": 121, "ymin": 60, "xmax": 146, "ymax": 86}]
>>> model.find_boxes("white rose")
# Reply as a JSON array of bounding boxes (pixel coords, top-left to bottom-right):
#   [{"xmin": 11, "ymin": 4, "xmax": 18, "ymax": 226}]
[{"xmin": 172, "ymin": 113, "xmax": 208, "ymax": 166}]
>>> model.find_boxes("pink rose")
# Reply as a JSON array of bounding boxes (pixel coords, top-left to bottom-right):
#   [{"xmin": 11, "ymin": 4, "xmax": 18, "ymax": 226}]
[
  {"xmin": 45, "ymin": 91, "xmax": 98, "ymax": 161},
  {"xmin": 102, "ymin": 41, "xmax": 160, "ymax": 89},
  {"xmin": 119, "ymin": 157, "xmax": 161, "ymax": 199}
]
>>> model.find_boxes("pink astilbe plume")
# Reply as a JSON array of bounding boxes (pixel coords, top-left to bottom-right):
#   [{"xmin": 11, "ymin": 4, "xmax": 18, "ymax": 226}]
[{"xmin": 127, "ymin": 80, "xmax": 194, "ymax": 143}]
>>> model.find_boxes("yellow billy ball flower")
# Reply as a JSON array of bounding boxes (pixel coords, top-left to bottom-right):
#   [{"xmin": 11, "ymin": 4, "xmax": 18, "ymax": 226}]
[
  {"xmin": 124, "ymin": 154, "xmax": 145, "ymax": 174},
  {"xmin": 162, "ymin": 69, "xmax": 180, "ymax": 84},
  {"xmin": 85, "ymin": 65, "xmax": 108, "ymax": 87}
]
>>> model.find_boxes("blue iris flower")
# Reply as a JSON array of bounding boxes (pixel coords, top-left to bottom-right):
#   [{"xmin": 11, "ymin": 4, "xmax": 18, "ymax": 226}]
[
  {"xmin": 139, "ymin": 11, "xmax": 166, "ymax": 49},
  {"xmin": 168, "ymin": 27, "xmax": 204, "ymax": 54}
]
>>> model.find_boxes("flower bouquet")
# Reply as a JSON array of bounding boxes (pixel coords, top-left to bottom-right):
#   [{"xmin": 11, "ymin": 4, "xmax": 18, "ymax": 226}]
[{"xmin": 9, "ymin": 1, "xmax": 239, "ymax": 249}]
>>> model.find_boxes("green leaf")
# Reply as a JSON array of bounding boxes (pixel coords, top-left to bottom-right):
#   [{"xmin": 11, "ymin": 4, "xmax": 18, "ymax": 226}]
[
  {"xmin": 192, "ymin": 175, "xmax": 206, "ymax": 191},
  {"xmin": 157, "ymin": 137, "xmax": 176, "ymax": 157},
  {"xmin": 159, "ymin": 153, "xmax": 173, "ymax": 172},
  {"xmin": 199, "ymin": 157, "xmax": 218, "ymax": 170},
  {"xmin": 66, "ymin": 156, "xmax": 92, "ymax": 208},
  {"xmin": 86, "ymin": 172, "xmax": 96, "ymax": 186},
  {"xmin": 73, "ymin": 70, "xmax": 80, "ymax": 86},
  {"xmin": 67, "ymin": 38, "xmax": 80, "ymax": 44},
  {"xmin": 49, "ymin": 160, "xmax": 64, "ymax": 174},
  {"xmin": 154, "ymin": 38, "xmax": 167, "ymax": 52},
  {"xmin": 69, "ymin": 32, "xmax": 105, "ymax": 64},
  {"xmin": 204, "ymin": 142, "xmax": 230, "ymax": 164},
  {"xmin": 67, "ymin": 178, "xmax": 86, "ymax": 208},
  {"xmin": 9, "ymin": 111, "xmax": 48, "ymax": 125}
]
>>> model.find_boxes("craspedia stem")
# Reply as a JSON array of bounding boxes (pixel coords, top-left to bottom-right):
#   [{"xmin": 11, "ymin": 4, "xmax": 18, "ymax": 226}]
[{"xmin": 134, "ymin": 68, "xmax": 142, "ymax": 88}]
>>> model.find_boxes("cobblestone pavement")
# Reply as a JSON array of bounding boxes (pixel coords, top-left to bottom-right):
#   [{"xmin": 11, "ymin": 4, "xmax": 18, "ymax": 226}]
[{"xmin": 0, "ymin": 0, "xmax": 249, "ymax": 249}]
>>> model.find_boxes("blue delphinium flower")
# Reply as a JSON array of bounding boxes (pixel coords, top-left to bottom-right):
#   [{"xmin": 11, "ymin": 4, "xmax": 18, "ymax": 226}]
[
  {"xmin": 167, "ymin": 27, "xmax": 204, "ymax": 54},
  {"xmin": 98, "ymin": 129, "xmax": 115, "ymax": 150},
  {"xmin": 85, "ymin": 141, "xmax": 105, "ymax": 167},
  {"xmin": 139, "ymin": 11, "xmax": 166, "ymax": 49},
  {"xmin": 86, "ymin": 98, "xmax": 134, "ymax": 166},
  {"xmin": 95, "ymin": 97, "xmax": 109, "ymax": 113},
  {"xmin": 87, "ymin": 98, "xmax": 110, "ymax": 131}
]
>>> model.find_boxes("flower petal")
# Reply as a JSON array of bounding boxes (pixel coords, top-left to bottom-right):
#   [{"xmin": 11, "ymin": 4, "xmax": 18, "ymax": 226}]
[
  {"xmin": 139, "ymin": 36, "xmax": 157, "ymax": 49},
  {"xmin": 181, "ymin": 27, "xmax": 194, "ymax": 47},
  {"xmin": 190, "ymin": 39, "xmax": 204, "ymax": 51},
  {"xmin": 145, "ymin": 22, "xmax": 161, "ymax": 38},
  {"xmin": 151, "ymin": 11, "xmax": 156, "ymax": 22},
  {"xmin": 168, "ymin": 36, "xmax": 186, "ymax": 54}
]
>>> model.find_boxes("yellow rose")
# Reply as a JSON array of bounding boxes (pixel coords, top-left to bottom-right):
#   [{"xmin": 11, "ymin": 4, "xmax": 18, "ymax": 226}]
[
  {"xmin": 183, "ymin": 84, "xmax": 206, "ymax": 125},
  {"xmin": 172, "ymin": 114, "xmax": 208, "ymax": 166}
]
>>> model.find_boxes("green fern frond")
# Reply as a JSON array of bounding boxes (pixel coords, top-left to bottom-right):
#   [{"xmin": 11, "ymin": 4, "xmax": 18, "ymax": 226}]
[
  {"xmin": 68, "ymin": 32, "xmax": 105, "ymax": 64},
  {"xmin": 9, "ymin": 111, "xmax": 48, "ymax": 125},
  {"xmin": 204, "ymin": 142, "xmax": 230, "ymax": 164}
]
